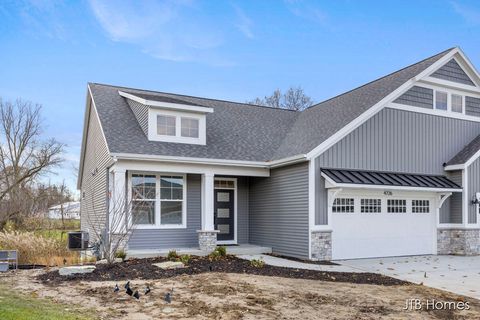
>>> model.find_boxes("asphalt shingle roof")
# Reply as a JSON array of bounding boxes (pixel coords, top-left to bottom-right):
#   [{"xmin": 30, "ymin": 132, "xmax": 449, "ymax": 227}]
[
  {"xmin": 89, "ymin": 48, "xmax": 454, "ymax": 162},
  {"xmin": 446, "ymin": 133, "xmax": 480, "ymax": 166}
]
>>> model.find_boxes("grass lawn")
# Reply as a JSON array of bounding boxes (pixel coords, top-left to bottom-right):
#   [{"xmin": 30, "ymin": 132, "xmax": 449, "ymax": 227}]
[{"xmin": 0, "ymin": 285, "xmax": 93, "ymax": 320}]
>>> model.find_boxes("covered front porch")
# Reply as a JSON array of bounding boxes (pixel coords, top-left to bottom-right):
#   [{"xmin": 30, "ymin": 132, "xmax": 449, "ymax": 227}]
[{"xmin": 108, "ymin": 158, "xmax": 272, "ymax": 255}]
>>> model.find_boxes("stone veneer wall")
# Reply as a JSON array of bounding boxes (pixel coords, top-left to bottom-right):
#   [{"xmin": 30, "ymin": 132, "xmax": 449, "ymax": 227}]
[
  {"xmin": 197, "ymin": 231, "xmax": 218, "ymax": 252},
  {"xmin": 437, "ymin": 229, "xmax": 480, "ymax": 255},
  {"xmin": 311, "ymin": 230, "xmax": 332, "ymax": 261}
]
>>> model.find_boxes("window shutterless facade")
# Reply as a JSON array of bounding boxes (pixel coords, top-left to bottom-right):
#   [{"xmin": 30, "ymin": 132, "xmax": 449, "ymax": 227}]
[
  {"xmin": 129, "ymin": 173, "xmax": 186, "ymax": 228},
  {"xmin": 387, "ymin": 199, "xmax": 407, "ymax": 213},
  {"xmin": 332, "ymin": 198, "xmax": 354, "ymax": 213},
  {"xmin": 360, "ymin": 198, "xmax": 382, "ymax": 213},
  {"xmin": 435, "ymin": 91, "xmax": 448, "ymax": 110},
  {"xmin": 412, "ymin": 200, "xmax": 430, "ymax": 213},
  {"xmin": 148, "ymin": 109, "xmax": 206, "ymax": 145}
]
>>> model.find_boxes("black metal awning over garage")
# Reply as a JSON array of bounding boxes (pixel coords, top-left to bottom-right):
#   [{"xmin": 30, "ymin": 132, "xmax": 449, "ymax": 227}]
[{"xmin": 321, "ymin": 168, "xmax": 462, "ymax": 192}]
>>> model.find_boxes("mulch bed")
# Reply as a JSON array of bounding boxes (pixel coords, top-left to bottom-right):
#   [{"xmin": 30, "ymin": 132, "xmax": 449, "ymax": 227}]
[{"xmin": 37, "ymin": 255, "xmax": 408, "ymax": 286}]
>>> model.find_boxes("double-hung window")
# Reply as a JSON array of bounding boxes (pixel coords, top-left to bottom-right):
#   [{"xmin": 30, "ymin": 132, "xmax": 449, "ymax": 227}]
[
  {"xmin": 435, "ymin": 91, "xmax": 448, "ymax": 110},
  {"xmin": 451, "ymin": 94, "xmax": 463, "ymax": 113},
  {"xmin": 130, "ymin": 173, "xmax": 186, "ymax": 228},
  {"xmin": 131, "ymin": 174, "xmax": 157, "ymax": 225}
]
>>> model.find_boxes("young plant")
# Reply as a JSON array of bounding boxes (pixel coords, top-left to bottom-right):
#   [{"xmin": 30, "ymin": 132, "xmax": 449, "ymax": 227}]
[
  {"xmin": 208, "ymin": 246, "xmax": 227, "ymax": 261},
  {"xmin": 115, "ymin": 249, "xmax": 127, "ymax": 262},
  {"xmin": 167, "ymin": 250, "xmax": 179, "ymax": 261},
  {"xmin": 250, "ymin": 258, "xmax": 265, "ymax": 268},
  {"xmin": 216, "ymin": 246, "xmax": 227, "ymax": 257},
  {"xmin": 179, "ymin": 254, "xmax": 191, "ymax": 265}
]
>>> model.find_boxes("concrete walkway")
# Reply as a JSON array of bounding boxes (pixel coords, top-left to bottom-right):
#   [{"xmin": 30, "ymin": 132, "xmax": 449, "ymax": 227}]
[
  {"xmin": 337, "ymin": 255, "xmax": 480, "ymax": 299},
  {"xmin": 237, "ymin": 254, "xmax": 362, "ymax": 273}
]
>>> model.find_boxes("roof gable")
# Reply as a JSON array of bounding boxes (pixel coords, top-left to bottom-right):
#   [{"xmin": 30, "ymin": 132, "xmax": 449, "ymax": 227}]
[{"xmin": 431, "ymin": 58, "xmax": 476, "ymax": 86}]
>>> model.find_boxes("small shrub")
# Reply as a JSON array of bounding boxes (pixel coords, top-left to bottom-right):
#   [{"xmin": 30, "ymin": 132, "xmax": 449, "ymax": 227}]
[
  {"xmin": 208, "ymin": 246, "xmax": 227, "ymax": 261},
  {"xmin": 250, "ymin": 258, "xmax": 265, "ymax": 268},
  {"xmin": 216, "ymin": 246, "xmax": 227, "ymax": 257},
  {"xmin": 179, "ymin": 254, "xmax": 191, "ymax": 265},
  {"xmin": 167, "ymin": 250, "xmax": 179, "ymax": 261},
  {"xmin": 115, "ymin": 249, "xmax": 127, "ymax": 261}
]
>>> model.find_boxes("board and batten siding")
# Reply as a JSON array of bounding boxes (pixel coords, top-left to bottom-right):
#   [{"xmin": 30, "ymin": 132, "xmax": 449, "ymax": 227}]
[
  {"xmin": 80, "ymin": 101, "xmax": 114, "ymax": 241},
  {"xmin": 431, "ymin": 59, "xmax": 476, "ymax": 86},
  {"xmin": 126, "ymin": 99, "xmax": 149, "ymax": 137},
  {"xmin": 249, "ymin": 162, "xmax": 309, "ymax": 259},
  {"xmin": 314, "ymin": 108, "xmax": 480, "ymax": 225},
  {"xmin": 468, "ymin": 158, "xmax": 480, "ymax": 224},
  {"xmin": 128, "ymin": 174, "xmax": 201, "ymax": 250}
]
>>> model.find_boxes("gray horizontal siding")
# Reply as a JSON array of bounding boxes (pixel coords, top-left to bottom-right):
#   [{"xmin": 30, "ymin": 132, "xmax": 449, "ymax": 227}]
[
  {"xmin": 431, "ymin": 59, "xmax": 475, "ymax": 86},
  {"xmin": 468, "ymin": 158, "xmax": 480, "ymax": 224},
  {"xmin": 394, "ymin": 86, "xmax": 433, "ymax": 109},
  {"xmin": 315, "ymin": 108, "xmax": 480, "ymax": 225},
  {"xmin": 466, "ymin": 96, "xmax": 480, "ymax": 118},
  {"xmin": 126, "ymin": 99, "xmax": 149, "ymax": 137},
  {"xmin": 128, "ymin": 174, "xmax": 201, "ymax": 249},
  {"xmin": 237, "ymin": 177, "xmax": 249, "ymax": 244},
  {"xmin": 249, "ymin": 162, "xmax": 309, "ymax": 259},
  {"xmin": 442, "ymin": 170, "xmax": 463, "ymax": 224},
  {"xmin": 80, "ymin": 102, "xmax": 113, "ymax": 242}
]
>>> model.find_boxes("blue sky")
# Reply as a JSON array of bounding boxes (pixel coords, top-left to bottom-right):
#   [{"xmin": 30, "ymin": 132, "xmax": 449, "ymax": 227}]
[{"xmin": 1, "ymin": 0, "xmax": 480, "ymax": 193}]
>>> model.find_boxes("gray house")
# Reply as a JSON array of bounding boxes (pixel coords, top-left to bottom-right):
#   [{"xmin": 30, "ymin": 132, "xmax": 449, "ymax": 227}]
[{"xmin": 79, "ymin": 47, "xmax": 480, "ymax": 260}]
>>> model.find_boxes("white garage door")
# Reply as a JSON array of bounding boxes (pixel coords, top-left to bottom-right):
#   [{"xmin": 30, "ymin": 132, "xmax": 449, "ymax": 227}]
[{"xmin": 331, "ymin": 193, "xmax": 436, "ymax": 260}]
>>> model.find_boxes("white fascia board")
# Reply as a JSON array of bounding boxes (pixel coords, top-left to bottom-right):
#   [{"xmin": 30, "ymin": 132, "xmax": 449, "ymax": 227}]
[
  {"xmin": 454, "ymin": 48, "xmax": 480, "ymax": 87},
  {"xmin": 77, "ymin": 85, "xmax": 114, "ymax": 190},
  {"xmin": 444, "ymin": 164, "xmax": 466, "ymax": 171},
  {"xmin": 110, "ymin": 152, "xmax": 307, "ymax": 169},
  {"xmin": 112, "ymin": 159, "xmax": 270, "ymax": 177},
  {"xmin": 306, "ymin": 48, "xmax": 458, "ymax": 161},
  {"xmin": 119, "ymin": 91, "xmax": 214, "ymax": 114},
  {"xmin": 420, "ymin": 77, "xmax": 480, "ymax": 94}
]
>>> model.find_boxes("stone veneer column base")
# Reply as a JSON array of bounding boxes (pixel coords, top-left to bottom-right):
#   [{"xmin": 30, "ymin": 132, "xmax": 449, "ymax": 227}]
[
  {"xmin": 197, "ymin": 230, "xmax": 219, "ymax": 252},
  {"xmin": 437, "ymin": 228, "xmax": 480, "ymax": 255},
  {"xmin": 311, "ymin": 230, "xmax": 332, "ymax": 261}
]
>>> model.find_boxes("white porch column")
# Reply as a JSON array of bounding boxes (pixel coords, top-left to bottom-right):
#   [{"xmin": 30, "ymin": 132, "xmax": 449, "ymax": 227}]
[
  {"xmin": 201, "ymin": 172, "xmax": 215, "ymax": 231},
  {"xmin": 198, "ymin": 172, "xmax": 218, "ymax": 252},
  {"xmin": 109, "ymin": 168, "xmax": 127, "ymax": 235}
]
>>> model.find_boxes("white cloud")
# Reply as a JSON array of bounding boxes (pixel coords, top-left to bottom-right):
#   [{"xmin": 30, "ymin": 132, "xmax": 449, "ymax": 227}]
[
  {"xmin": 451, "ymin": 1, "xmax": 480, "ymax": 25},
  {"xmin": 285, "ymin": 0, "xmax": 328, "ymax": 26},
  {"xmin": 88, "ymin": 0, "xmax": 226, "ymax": 63},
  {"xmin": 232, "ymin": 4, "xmax": 254, "ymax": 39}
]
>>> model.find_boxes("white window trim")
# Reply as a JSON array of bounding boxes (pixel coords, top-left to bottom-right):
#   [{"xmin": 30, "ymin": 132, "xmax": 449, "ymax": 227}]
[
  {"xmin": 214, "ymin": 177, "xmax": 237, "ymax": 245},
  {"xmin": 148, "ymin": 108, "xmax": 206, "ymax": 145},
  {"xmin": 128, "ymin": 172, "xmax": 187, "ymax": 229}
]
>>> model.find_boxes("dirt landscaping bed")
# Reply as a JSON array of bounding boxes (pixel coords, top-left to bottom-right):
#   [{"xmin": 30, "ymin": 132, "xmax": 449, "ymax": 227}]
[
  {"xmin": 3, "ymin": 268, "xmax": 479, "ymax": 320},
  {"xmin": 38, "ymin": 255, "xmax": 407, "ymax": 286}
]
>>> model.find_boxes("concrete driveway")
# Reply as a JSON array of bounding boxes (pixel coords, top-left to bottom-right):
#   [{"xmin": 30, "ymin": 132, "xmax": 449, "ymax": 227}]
[{"xmin": 337, "ymin": 255, "xmax": 480, "ymax": 299}]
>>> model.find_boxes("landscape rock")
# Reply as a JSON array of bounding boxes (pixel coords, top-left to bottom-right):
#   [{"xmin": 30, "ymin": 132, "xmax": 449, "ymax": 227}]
[
  {"xmin": 59, "ymin": 265, "xmax": 96, "ymax": 276},
  {"xmin": 153, "ymin": 261, "xmax": 185, "ymax": 270},
  {"xmin": 95, "ymin": 258, "xmax": 123, "ymax": 265}
]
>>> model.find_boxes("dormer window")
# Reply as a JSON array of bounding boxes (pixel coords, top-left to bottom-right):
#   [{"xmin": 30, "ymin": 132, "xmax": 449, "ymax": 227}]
[
  {"xmin": 157, "ymin": 115, "xmax": 176, "ymax": 136},
  {"xmin": 181, "ymin": 117, "xmax": 199, "ymax": 138},
  {"xmin": 119, "ymin": 91, "xmax": 213, "ymax": 145}
]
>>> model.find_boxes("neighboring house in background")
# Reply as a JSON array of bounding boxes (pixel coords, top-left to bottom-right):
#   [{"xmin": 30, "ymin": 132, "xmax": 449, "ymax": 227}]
[
  {"xmin": 48, "ymin": 202, "xmax": 80, "ymax": 220},
  {"xmin": 78, "ymin": 47, "xmax": 480, "ymax": 260}
]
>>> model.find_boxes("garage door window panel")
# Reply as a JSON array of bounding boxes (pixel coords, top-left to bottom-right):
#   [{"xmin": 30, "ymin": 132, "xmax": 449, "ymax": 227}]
[
  {"xmin": 387, "ymin": 199, "xmax": 407, "ymax": 213},
  {"xmin": 412, "ymin": 200, "xmax": 430, "ymax": 213},
  {"xmin": 332, "ymin": 198, "xmax": 355, "ymax": 213},
  {"xmin": 360, "ymin": 199, "xmax": 381, "ymax": 213}
]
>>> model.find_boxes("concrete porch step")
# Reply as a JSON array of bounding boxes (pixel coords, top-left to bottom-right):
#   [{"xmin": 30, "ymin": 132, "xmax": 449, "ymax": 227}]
[{"xmin": 127, "ymin": 244, "xmax": 272, "ymax": 259}]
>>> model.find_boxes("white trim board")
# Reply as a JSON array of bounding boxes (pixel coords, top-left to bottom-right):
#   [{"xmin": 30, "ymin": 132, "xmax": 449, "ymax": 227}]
[{"xmin": 306, "ymin": 48, "xmax": 479, "ymax": 161}]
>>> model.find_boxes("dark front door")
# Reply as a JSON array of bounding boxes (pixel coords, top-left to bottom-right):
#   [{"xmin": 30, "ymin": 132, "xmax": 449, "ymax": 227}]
[{"xmin": 214, "ymin": 189, "xmax": 234, "ymax": 241}]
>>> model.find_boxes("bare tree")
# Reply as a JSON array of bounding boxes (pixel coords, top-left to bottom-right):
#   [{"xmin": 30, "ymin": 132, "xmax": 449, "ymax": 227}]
[
  {"xmin": 0, "ymin": 99, "xmax": 64, "ymax": 228},
  {"xmin": 86, "ymin": 181, "xmax": 139, "ymax": 264},
  {"xmin": 248, "ymin": 86, "xmax": 314, "ymax": 111}
]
